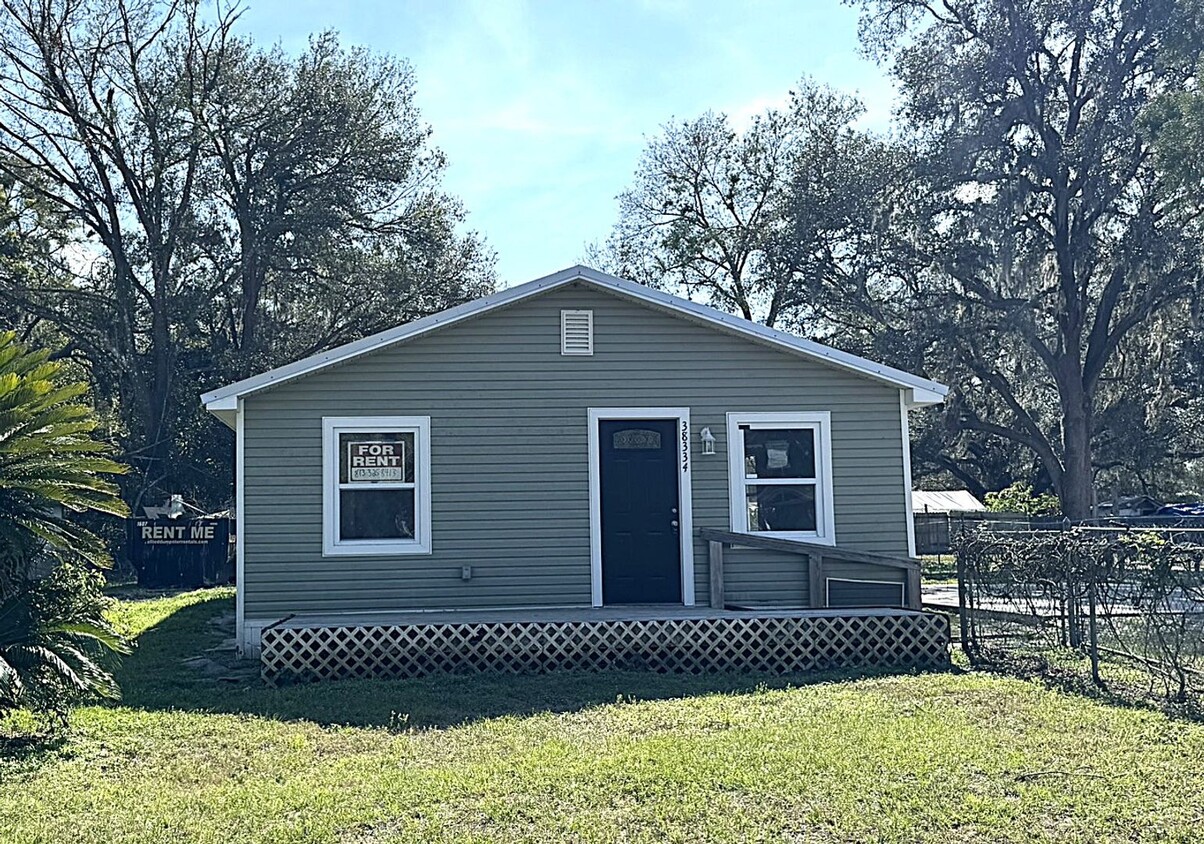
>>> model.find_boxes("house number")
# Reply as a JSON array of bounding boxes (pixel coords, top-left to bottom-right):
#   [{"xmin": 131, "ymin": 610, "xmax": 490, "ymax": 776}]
[{"xmin": 680, "ymin": 420, "xmax": 689, "ymax": 472}]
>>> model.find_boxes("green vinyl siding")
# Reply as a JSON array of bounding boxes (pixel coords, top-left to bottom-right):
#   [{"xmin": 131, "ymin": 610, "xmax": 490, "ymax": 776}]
[{"xmin": 241, "ymin": 282, "xmax": 912, "ymax": 619}]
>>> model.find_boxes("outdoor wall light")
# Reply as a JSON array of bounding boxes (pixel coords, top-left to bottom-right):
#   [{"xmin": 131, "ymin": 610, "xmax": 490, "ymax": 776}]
[{"xmin": 699, "ymin": 427, "xmax": 717, "ymax": 456}]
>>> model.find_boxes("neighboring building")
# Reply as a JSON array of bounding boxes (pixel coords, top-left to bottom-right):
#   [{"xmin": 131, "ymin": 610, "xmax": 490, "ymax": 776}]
[
  {"xmin": 1096, "ymin": 495, "xmax": 1163, "ymax": 518},
  {"xmin": 912, "ymin": 490, "xmax": 986, "ymax": 514},
  {"xmin": 912, "ymin": 489, "xmax": 986, "ymax": 556},
  {"xmin": 202, "ymin": 266, "xmax": 951, "ymax": 669}
]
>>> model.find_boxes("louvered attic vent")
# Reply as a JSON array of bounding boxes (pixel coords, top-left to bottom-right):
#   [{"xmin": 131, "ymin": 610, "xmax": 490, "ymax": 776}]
[{"xmin": 561, "ymin": 309, "xmax": 594, "ymax": 355}]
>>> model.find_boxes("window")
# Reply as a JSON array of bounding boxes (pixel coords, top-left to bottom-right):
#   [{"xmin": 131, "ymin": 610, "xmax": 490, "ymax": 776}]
[
  {"xmin": 726, "ymin": 412, "xmax": 835, "ymax": 543},
  {"xmin": 561, "ymin": 309, "xmax": 593, "ymax": 355},
  {"xmin": 322, "ymin": 416, "xmax": 431, "ymax": 555}
]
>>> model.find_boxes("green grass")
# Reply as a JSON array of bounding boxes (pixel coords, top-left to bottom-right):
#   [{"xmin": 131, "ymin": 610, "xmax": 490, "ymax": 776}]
[
  {"xmin": 2, "ymin": 589, "xmax": 1204, "ymax": 842},
  {"xmin": 920, "ymin": 554, "xmax": 958, "ymax": 583}
]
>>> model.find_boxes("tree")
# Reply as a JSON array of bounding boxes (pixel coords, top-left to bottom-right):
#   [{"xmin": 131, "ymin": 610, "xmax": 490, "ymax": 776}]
[
  {"xmin": 199, "ymin": 32, "xmax": 495, "ymax": 374},
  {"xmin": 603, "ymin": 81, "xmax": 888, "ymax": 328},
  {"xmin": 856, "ymin": 0, "xmax": 1204, "ymax": 518},
  {"xmin": 0, "ymin": 331, "xmax": 128, "ymax": 597},
  {"xmin": 0, "ymin": 0, "xmax": 495, "ymax": 509}
]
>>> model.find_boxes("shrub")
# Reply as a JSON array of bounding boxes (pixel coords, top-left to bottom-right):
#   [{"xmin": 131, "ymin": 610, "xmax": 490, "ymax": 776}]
[
  {"xmin": 984, "ymin": 482, "xmax": 1061, "ymax": 518},
  {"xmin": 0, "ymin": 564, "xmax": 130, "ymax": 726}
]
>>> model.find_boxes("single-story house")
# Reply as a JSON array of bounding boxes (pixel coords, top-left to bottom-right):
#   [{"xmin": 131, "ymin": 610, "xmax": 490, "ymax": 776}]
[{"xmin": 202, "ymin": 266, "xmax": 951, "ymax": 680}]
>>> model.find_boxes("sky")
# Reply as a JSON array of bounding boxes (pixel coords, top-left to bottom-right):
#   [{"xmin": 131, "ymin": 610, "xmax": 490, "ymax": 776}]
[{"xmin": 238, "ymin": 0, "xmax": 898, "ymax": 287}]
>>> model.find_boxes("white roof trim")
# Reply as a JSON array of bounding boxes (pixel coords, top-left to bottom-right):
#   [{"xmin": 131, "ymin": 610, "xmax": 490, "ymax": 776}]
[{"xmin": 201, "ymin": 265, "xmax": 949, "ymax": 410}]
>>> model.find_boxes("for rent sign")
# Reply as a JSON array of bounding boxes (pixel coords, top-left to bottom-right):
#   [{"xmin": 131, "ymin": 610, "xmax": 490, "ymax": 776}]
[{"xmin": 347, "ymin": 440, "xmax": 406, "ymax": 482}]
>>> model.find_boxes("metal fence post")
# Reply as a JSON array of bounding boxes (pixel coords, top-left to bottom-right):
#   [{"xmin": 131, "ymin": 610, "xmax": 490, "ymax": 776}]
[
  {"xmin": 1088, "ymin": 577, "xmax": 1100, "ymax": 685},
  {"xmin": 956, "ymin": 543, "xmax": 972, "ymax": 659}
]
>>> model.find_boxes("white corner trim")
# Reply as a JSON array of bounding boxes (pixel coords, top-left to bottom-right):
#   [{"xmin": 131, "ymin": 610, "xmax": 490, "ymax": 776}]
[
  {"xmin": 900, "ymin": 391, "xmax": 918, "ymax": 559},
  {"xmin": 725, "ymin": 411, "xmax": 837, "ymax": 545},
  {"xmin": 321, "ymin": 416, "xmax": 433, "ymax": 556},
  {"xmin": 587, "ymin": 407, "xmax": 695, "ymax": 608},
  {"xmin": 201, "ymin": 265, "xmax": 948, "ymax": 413},
  {"xmin": 235, "ymin": 398, "xmax": 248, "ymax": 655}
]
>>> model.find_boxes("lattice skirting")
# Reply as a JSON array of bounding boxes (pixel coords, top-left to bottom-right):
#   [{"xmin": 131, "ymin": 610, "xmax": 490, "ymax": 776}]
[{"xmin": 261, "ymin": 613, "xmax": 950, "ymax": 684}]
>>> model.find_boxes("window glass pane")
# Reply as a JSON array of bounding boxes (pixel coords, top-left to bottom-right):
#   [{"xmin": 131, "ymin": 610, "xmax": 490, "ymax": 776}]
[
  {"xmin": 743, "ymin": 427, "xmax": 815, "ymax": 479},
  {"xmin": 613, "ymin": 428, "xmax": 661, "ymax": 450},
  {"xmin": 339, "ymin": 432, "xmax": 414, "ymax": 484},
  {"xmin": 746, "ymin": 484, "xmax": 817, "ymax": 532},
  {"xmin": 339, "ymin": 488, "xmax": 415, "ymax": 540}
]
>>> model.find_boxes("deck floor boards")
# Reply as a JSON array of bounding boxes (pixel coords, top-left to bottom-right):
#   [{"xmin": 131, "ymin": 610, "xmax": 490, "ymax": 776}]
[{"xmin": 273, "ymin": 604, "xmax": 923, "ymax": 630}]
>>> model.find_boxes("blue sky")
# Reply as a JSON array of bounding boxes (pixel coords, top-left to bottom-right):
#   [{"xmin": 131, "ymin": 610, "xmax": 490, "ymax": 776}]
[{"xmin": 239, "ymin": 0, "xmax": 897, "ymax": 286}]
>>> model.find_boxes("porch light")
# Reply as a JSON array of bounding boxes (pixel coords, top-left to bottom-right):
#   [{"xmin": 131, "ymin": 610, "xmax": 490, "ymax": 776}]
[{"xmin": 699, "ymin": 427, "xmax": 716, "ymax": 455}]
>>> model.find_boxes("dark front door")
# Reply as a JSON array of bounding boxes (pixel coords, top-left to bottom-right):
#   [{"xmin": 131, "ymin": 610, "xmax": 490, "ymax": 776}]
[{"xmin": 599, "ymin": 418, "xmax": 682, "ymax": 604}]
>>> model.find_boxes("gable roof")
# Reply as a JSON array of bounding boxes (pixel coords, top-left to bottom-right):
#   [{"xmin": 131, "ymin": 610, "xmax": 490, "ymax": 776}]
[{"xmin": 202, "ymin": 265, "xmax": 948, "ymax": 425}]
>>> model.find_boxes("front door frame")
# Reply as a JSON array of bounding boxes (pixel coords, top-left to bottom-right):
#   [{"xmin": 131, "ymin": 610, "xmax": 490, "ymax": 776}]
[{"xmin": 588, "ymin": 407, "xmax": 695, "ymax": 607}]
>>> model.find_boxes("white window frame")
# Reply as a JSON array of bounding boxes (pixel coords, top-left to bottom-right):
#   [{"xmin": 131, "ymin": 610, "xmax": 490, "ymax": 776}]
[
  {"xmin": 726, "ymin": 411, "xmax": 836, "ymax": 545},
  {"xmin": 322, "ymin": 416, "xmax": 432, "ymax": 556}
]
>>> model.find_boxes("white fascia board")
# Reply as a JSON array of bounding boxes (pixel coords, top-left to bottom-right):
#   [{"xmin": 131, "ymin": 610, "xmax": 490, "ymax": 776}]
[
  {"xmin": 199, "ymin": 264, "xmax": 950, "ymax": 413},
  {"xmin": 906, "ymin": 386, "xmax": 947, "ymax": 408},
  {"xmin": 595, "ymin": 276, "xmax": 950, "ymax": 400}
]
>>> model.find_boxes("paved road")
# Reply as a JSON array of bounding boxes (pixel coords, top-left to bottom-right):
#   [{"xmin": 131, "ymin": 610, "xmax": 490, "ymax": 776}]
[{"xmin": 923, "ymin": 582, "xmax": 1204, "ymax": 616}]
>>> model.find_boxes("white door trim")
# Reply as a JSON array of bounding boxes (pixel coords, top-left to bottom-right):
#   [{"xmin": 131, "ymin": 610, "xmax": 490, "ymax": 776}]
[{"xmin": 587, "ymin": 407, "xmax": 695, "ymax": 608}]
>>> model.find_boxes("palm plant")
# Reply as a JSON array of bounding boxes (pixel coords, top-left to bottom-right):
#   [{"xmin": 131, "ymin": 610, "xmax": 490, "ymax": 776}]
[
  {"xmin": 0, "ymin": 332, "xmax": 131, "ymax": 721},
  {"xmin": 0, "ymin": 567, "xmax": 131, "ymax": 722},
  {"xmin": 0, "ymin": 331, "xmax": 129, "ymax": 592}
]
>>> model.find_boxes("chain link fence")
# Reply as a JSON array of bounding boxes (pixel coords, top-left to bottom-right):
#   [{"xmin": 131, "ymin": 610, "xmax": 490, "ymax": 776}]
[{"xmin": 951, "ymin": 526, "xmax": 1204, "ymax": 713}]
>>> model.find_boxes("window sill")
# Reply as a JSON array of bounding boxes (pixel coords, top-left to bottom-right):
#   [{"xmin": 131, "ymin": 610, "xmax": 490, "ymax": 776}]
[{"xmin": 323, "ymin": 541, "xmax": 432, "ymax": 557}]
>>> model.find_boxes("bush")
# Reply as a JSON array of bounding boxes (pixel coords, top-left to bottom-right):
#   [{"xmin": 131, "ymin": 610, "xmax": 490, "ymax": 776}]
[
  {"xmin": 984, "ymin": 482, "xmax": 1061, "ymax": 518},
  {"xmin": 0, "ymin": 564, "xmax": 130, "ymax": 727}
]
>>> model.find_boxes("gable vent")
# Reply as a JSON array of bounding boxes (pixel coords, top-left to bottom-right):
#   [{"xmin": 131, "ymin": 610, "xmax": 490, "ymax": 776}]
[{"xmin": 561, "ymin": 309, "xmax": 594, "ymax": 355}]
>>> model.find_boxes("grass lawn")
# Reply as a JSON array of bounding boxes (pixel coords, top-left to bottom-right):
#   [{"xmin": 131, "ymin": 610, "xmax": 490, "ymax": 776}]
[{"xmin": 2, "ymin": 589, "xmax": 1203, "ymax": 842}]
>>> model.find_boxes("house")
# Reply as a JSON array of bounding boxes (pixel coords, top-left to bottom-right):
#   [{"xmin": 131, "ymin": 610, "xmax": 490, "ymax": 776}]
[
  {"xmin": 201, "ymin": 266, "xmax": 951, "ymax": 681},
  {"xmin": 1096, "ymin": 494, "xmax": 1163, "ymax": 519},
  {"xmin": 912, "ymin": 490, "xmax": 985, "ymax": 514}
]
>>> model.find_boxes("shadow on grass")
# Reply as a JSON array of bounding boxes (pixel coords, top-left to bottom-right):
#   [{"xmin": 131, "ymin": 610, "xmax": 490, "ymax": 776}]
[
  {"xmin": 112, "ymin": 589, "xmax": 952, "ymax": 731},
  {"xmin": 967, "ymin": 649, "xmax": 1204, "ymax": 723}
]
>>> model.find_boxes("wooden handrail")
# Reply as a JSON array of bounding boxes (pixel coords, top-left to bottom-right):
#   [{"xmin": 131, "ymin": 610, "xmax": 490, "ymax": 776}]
[
  {"xmin": 698, "ymin": 528, "xmax": 922, "ymax": 611},
  {"xmin": 697, "ymin": 529, "xmax": 920, "ymax": 570}
]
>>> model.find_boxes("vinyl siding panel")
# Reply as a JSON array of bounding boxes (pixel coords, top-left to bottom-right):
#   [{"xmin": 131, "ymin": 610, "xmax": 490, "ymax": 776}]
[{"xmin": 241, "ymin": 282, "xmax": 912, "ymax": 619}]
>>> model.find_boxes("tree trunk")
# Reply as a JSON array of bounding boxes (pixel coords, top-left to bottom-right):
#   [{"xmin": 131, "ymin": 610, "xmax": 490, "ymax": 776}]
[{"xmin": 1059, "ymin": 373, "xmax": 1095, "ymax": 521}]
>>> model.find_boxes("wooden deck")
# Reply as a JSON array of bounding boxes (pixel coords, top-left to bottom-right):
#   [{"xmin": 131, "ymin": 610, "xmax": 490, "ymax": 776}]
[
  {"xmin": 272, "ymin": 604, "xmax": 923, "ymax": 629},
  {"xmin": 261, "ymin": 604, "xmax": 950, "ymax": 685}
]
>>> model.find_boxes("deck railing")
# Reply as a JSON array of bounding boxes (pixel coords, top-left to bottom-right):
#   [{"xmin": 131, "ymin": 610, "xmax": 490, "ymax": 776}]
[{"xmin": 697, "ymin": 528, "xmax": 922, "ymax": 611}]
